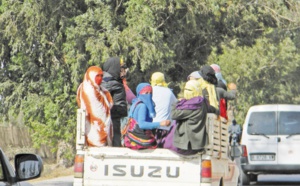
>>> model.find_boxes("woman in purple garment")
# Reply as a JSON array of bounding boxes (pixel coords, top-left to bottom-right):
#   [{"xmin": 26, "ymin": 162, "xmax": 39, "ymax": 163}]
[{"xmin": 166, "ymin": 79, "xmax": 209, "ymax": 155}]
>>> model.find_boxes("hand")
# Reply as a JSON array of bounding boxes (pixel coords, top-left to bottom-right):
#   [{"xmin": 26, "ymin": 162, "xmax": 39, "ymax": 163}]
[
  {"xmin": 160, "ymin": 120, "xmax": 171, "ymax": 127},
  {"xmin": 228, "ymin": 83, "xmax": 237, "ymax": 90}
]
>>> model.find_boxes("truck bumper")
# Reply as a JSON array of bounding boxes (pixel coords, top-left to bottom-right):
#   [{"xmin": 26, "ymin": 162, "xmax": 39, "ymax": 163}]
[
  {"xmin": 241, "ymin": 164, "xmax": 300, "ymax": 174},
  {"xmin": 73, "ymin": 177, "xmax": 83, "ymax": 186}
]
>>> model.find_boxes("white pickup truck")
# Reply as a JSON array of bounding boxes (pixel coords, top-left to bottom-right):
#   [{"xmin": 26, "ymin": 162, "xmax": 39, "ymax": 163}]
[{"xmin": 73, "ymin": 109, "xmax": 240, "ymax": 186}]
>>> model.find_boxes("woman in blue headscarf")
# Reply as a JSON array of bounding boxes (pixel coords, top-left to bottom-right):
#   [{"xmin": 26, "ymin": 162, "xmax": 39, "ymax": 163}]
[{"xmin": 123, "ymin": 83, "xmax": 171, "ymax": 149}]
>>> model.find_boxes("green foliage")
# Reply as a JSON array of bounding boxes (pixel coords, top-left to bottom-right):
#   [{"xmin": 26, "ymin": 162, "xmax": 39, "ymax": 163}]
[
  {"xmin": 0, "ymin": 0, "xmax": 300, "ymax": 160},
  {"xmin": 208, "ymin": 37, "xmax": 300, "ymax": 121},
  {"xmin": 0, "ymin": 0, "xmax": 82, "ymax": 156}
]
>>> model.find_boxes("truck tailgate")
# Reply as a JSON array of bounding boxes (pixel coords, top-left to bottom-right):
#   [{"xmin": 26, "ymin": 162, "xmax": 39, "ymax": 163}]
[{"xmin": 83, "ymin": 147, "xmax": 201, "ymax": 186}]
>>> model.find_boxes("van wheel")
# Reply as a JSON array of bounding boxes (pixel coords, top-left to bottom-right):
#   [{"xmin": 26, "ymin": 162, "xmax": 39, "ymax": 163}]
[{"xmin": 241, "ymin": 171, "xmax": 250, "ymax": 185}]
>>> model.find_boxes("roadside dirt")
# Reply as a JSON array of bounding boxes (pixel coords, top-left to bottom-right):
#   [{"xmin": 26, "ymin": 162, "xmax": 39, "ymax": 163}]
[{"xmin": 29, "ymin": 163, "xmax": 74, "ymax": 182}]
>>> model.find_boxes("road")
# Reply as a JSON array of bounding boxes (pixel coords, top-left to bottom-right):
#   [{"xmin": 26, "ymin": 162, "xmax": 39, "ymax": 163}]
[{"xmin": 245, "ymin": 174, "xmax": 300, "ymax": 185}]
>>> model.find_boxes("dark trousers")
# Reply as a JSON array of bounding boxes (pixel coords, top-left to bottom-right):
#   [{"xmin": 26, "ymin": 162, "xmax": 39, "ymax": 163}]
[{"xmin": 112, "ymin": 118, "xmax": 122, "ymax": 147}]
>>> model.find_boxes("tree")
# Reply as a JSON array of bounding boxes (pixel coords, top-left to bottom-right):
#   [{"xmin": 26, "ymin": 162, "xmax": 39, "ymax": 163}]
[
  {"xmin": 0, "ymin": 0, "xmax": 299, "ymax": 162},
  {"xmin": 207, "ymin": 37, "xmax": 300, "ymax": 121},
  {"xmin": 0, "ymin": 0, "xmax": 86, "ymax": 161}
]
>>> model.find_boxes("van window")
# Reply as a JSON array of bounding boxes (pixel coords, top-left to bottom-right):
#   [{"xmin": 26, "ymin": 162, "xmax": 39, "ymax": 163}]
[
  {"xmin": 278, "ymin": 111, "xmax": 300, "ymax": 135},
  {"xmin": 247, "ymin": 111, "xmax": 276, "ymax": 135}
]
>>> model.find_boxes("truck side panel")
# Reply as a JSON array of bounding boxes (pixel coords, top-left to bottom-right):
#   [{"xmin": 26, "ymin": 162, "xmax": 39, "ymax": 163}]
[
  {"xmin": 83, "ymin": 147, "xmax": 201, "ymax": 186},
  {"xmin": 74, "ymin": 110, "xmax": 239, "ymax": 186}
]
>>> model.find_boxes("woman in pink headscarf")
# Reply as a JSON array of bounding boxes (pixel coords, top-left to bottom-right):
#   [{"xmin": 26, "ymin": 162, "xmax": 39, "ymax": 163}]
[{"xmin": 210, "ymin": 64, "xmax": 237, "ymax": 120}]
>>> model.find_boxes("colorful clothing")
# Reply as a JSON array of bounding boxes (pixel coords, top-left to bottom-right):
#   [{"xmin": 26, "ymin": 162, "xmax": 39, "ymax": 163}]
[
  {"xmin": 198, "ymin": 78, "xmax": 219, "ymax": 109},
  {"xmin": 123, "ymin": 78, "xmax": 136, "ymax": 105},
  {"xmin": 210, "ymin": 64, "xmax": 236, "ymax": 120},
  {"xmin": 169, "ymin": 80, "xmax": 208, "ymax": 155},
  {"xmin": 124, "ymin": 83, "xmax": 159, "ymax": 149},
  {"xmin": 171, "ymin": 96, "xmax": 208, "ymax": 153},
  {"xmin": 76, "ymin": 66, "xmax": 113, "ymax": 147},
  {"xmin": 198, "ymin": 65, "xmax": 219, "ymax": 114},
  {"xmin": 216, "ymin": 86, "xmax": 236, "ymax": 120}
]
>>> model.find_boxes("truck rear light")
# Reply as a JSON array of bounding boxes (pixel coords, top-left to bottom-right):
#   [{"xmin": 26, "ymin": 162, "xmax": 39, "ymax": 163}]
[
  {"xmin": 201, "ymin": 160, "xmax": 211, "ymax": 183},
  {"xmin": 74, "ymin": 154, "xmax": 84, "ymax": 178},
  {"xmin": 241, "ymin": 145, "xmax": 248, "ymax": 157}
]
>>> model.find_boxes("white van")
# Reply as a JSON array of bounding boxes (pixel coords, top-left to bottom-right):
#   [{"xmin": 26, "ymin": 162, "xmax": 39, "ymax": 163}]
[{"xmin": 240, "ymin": 104, "xmax": 300, "ymax": 185}]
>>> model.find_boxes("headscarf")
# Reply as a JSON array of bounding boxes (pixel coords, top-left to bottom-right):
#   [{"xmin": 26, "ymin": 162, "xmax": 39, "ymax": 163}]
[
  {"xmin": 77, "ymin": 66, "xmax": 113, "ymax": 110},
  {"xmin": 199, "ymin": 65, "xmax": 218, "ymax": 85},
  {"xmin": 130, "ymin": 83, "xmax": 156, "ymax": 118},
  {"xmin": 187, "ymin": 71, "xmax": 202, "ymax": 80},
  {"xmin": 85, "ymin": 66, "xmax": 104, "ymax": 87},
  {"xmin": 103, "ymin": 57, "xmax": 122, "ymax": 81},
  {"xmin": 183, "ymin": 79, "xmax": 202, "ymax": 100},
  {"xmin": 210, "ymin": 64, "xmax": 227, "ymax": 85},
  {"xmin": 198, "ymin": 78, "xmax": 219, "ymax": 109},
  {"xmin": 77, "ymin": 66, "xmax": 113, "ymax": 117},
  {"xmin": 215, "ymin": 73, "xmax": 227, "ymax": 86},
  {"xmin": 210, "ymin": 64, "xmax": 221, "ymax": 73},
  {"xmin": 150, "ymin": 72, "xmax": 168, "ymax": 87}
]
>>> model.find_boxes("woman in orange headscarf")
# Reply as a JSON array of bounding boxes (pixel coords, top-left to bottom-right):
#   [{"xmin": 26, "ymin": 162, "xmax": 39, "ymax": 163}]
[{"xmin": 76, "ymin": 66, "xmax": 114, "ymax": 147}]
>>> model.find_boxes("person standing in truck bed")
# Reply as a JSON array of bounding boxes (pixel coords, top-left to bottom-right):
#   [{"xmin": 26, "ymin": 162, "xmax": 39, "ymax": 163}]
[
  {"xmin": 101, "ymin": 57, "xmax": 128, "ymax": 147},
  {"xmin": 210, "ymin": 64, "xmax": 237, "ymax": 120},
  {"xmin": 76, "ymin": 66, "xmax": 114, "ymax": 147},
  {"xmin": 198, "ymin": 65, "xmax": 219, "ymax": 115}
]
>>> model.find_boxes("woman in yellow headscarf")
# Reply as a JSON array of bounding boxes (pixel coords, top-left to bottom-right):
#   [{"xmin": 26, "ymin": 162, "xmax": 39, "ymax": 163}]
[
  {"xmin": 166, "ymin": 80, "xmax": 209, "ymax": 155},
  {"xmin": 198, "ymin": 65, "xmax": 219, "ymax": 115}
]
